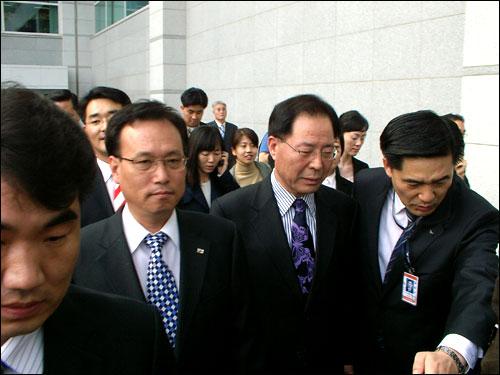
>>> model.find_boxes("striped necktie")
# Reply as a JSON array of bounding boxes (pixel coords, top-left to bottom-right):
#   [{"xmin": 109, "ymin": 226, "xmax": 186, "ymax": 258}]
[
  {"xmin": 383, "ymin": 210, "xmax": 419, "ymax": 284},
  {"xmin": 113, "ymin": 184, "xmax": 125, "ymax": 211}
]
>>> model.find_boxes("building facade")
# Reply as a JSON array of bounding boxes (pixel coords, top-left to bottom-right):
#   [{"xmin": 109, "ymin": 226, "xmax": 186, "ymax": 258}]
[{"xmin": 1, "ymin": 1, "xmax": 498, "ymax": 207}]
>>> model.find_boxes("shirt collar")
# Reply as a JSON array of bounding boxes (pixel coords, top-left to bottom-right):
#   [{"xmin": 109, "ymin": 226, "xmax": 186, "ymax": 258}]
[
  {"xmin": 96, "ymin": 157, "xmax": 112, "ymax": 182},
  {"xmin": 215, "ymin": 119, "xmax": 225, "ymax": 127},
  {"xmin": 1, "ymin": 327, "xmax": 43, "ymax": 374},
  {"xmin": 122, "ymin": 204, "xmax": 180, "ymax": 254},
  {"xmin": 270, "ymin": 170, "xmax": 315, "ymax": 217},
  {"xmin": 391, "ymin": 188, "xmax": 410, "ymax": 227}
]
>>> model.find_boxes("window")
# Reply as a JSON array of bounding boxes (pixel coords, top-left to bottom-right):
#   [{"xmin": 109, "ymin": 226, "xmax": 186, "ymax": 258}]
[
  {"xmin": 94, "ymin": 1, "xmax": 148, "ymax": 33},
  {"xmin": 1, "ymin": 1, "xmax": 59, "ymax": 34}
]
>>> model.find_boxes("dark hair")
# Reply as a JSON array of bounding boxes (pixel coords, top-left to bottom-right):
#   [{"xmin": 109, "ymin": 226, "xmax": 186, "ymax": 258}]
[
  {"xmin": 181, "ymin": 87, "xmax": 208, "ymax": 108},
  {"xmin": 78, "ymin": 86, "xmax": 131, "ymax": 121},
  {"xmin": 1, "ymin": 85, "xmax": 96, "ymax": 210},
  {"xmin": 339, "ymin": 110, "xmax": 369, "ymax": 133},
  {"xmin": 335, "ymin": 128, "xmax": 345, "ymax": 156},
  {"xmin": 231, "ymin": 128, "xmax": 259, "ymax": 149},
  {"xmin": 268, "ymin": 94, "xmax": 340, "ymax": 140},
  {"xmin": 443, "ymin": 113, "xmax": 465, "ymax": 123},
  {"xmin": 380, "ymin": 110, "xmax": 464, "ymax": 170},
  {"xmin": 441, "ymin": 116, "xmax": 466, "ymax": 164},
  {"xmin": 105, "ymin": 100, "xmax": 188, "ymax": 157},
  {"xmin": 48, "ymin": 89, "xmax": 79, "ymax": 110},
  {"xmin": 186, "ymin": 126, "xmax": 223, "ymax": 187}
]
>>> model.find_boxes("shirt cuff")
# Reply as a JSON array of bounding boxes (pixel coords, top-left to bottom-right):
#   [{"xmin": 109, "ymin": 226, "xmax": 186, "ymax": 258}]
[{"xmin": 439, "ymin": 334, "xmax": 483, "ymax": 370}]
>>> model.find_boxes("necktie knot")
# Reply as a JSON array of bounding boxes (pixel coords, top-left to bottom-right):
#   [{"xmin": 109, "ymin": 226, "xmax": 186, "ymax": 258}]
[
  {"xmin": 293, "ymin": 198, "xmax": 306, "ymax": 213},
  {"xmin": 145, "ymin": 232, "xmax": 168, "ymax": 251}
]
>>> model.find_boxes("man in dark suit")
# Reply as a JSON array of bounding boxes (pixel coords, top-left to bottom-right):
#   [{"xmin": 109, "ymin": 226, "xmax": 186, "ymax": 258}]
[
  {"xmin": 179, "ymin": 87, "xmax": 208, "ymax": 137},
  {"xmin": 73, "ymin": 101, "xmax": 250, "ymax": 373},
  {"xmin": 211, "ymin": 94, "xmax": 358, "ymax": 374},
  {"xmin": 322, "ymin": 133, "xmax": 353, "ymax": 196},
  {"xmin": 1, "ymin": 86, "xmax": 174, "ymax": 374},
  {"xmin": 206, "ymin": 101, "xmax": 238, "ymax": 168},
  {"xmin": 78, "ymin": 86, "xmax": 132, "ymax": 227},
  {"xmin": 353, "ymin": 110, "xmax": 499, "ymax": 374}
]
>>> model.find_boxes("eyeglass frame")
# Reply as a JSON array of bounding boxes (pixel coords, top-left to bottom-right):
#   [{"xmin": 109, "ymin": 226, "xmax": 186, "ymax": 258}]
[
  {"xmin": 118, "ymin": 155, "xmax": 188, "ymax": 172},
  {"xmin": 277, "ymin": 137, "xmax": 338, "ymax": 161}
]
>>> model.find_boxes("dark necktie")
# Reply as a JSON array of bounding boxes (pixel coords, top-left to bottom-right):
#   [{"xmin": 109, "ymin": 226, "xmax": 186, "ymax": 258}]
[
  {"xmin": 145, "ymin": 232, "xmax": 179, "ymax": 347},
  {"xmin": 383, "ymin": 210, "xmax": 419, "ymax": 284},
  {"xmin": 291, "ymin": 198, "xmax": 315, "ymax": 294}
]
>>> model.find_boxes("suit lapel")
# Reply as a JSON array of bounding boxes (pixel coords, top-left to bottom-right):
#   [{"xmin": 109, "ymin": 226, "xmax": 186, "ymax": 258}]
[
  {"xmin": 368, "ymin": 176, "xmax": 393, "ymax": 295},
  {"xmin": 175, "ymin": 210, "xmax": 211, "ymax": 356},
  {"xmin": 309, "ymin": 187, "xmax": 338, "ymax": 305},
  {"xmin": 95, "ymin": 212, "xmax": 146, "ymax": 302},
  {"xmin": 249, "ymin": 178, "xmax": 305, "ymax": 303}
]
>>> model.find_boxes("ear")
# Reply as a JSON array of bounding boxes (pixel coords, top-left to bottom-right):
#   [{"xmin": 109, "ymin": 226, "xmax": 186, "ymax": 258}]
[
  {"xmin": 180, "ymin": 105, "xmax": 185, "ymax": 111},
  {"xmin": 109, "ymin": 155, "xmax": 121, "ymax": 184},
  {"xmin": 231, "ymin": 147, "xmax": 237, "ymax": 157},
  {"xmin": 382, "ymin": 157, "xmax": 393, "ymax": 178},
  {"xmin": 268, "ymin": 136, "xmax": 279, "ymax": 160}
]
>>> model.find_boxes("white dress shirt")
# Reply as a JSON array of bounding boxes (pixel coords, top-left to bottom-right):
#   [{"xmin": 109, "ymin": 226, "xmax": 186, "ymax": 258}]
[
  {"xmin": 121, "ymin": 204, "xmax": 181, "ymax": 297},
  {"xmin": 1, "ymin": 328, "xmax": 43, "ymax": 374},
  {"xmin": 270, "ymin": 171, "xmax": 317, "ymax": 248},
  {"xmin": 215, "ymin": 119, "xmax": 226, "ymax": 137},
  {"xmin": 96, "ymin": 157, "xmax": 116, "ymax": 204},
  {"xmin": 322, "ymin": 171, "xmax": 337, "ymax": 190},
  {"xmin": 378, "ymin": 188, "xmax": 480, "ymax": 369}
]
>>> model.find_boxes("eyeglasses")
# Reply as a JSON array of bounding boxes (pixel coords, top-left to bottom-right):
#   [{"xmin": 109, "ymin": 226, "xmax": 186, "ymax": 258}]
[
  {"xmin": 279, "ymin": 138, "xmax": 338, "ymax": 161},
  {"xmin": 119, "ymin": 156, "xmax": 188, "ymax": 172}
]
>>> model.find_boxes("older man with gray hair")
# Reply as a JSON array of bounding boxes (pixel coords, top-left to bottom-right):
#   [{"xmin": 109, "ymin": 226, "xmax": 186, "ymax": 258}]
[{"xmin": 207, "ymin": 100, "xmax": 238, "ymax": 167}]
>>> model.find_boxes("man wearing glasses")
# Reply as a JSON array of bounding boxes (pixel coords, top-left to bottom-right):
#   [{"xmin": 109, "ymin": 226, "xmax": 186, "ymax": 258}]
[
  {"xmin": 73, "ymin": 101, "xmax": 251, "ymax": 373},
  {"xmin": 78, "ymin": 86, "xmax": 132, "ymax": 227},
  {"xmin": 211, "ymin": 94, "xmax": 358, "ymax": 374}
]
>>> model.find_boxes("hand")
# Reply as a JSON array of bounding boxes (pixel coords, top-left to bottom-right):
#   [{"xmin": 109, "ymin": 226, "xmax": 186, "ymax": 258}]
[
  {"xmin": 217, "ymin": 151, "xmax": 229, "ymax": 175},
  {"xmin": 343, "ymin": 364, "xmax": 354, "ymax": 374},
  {"xmin": 412, "ymin": 349, "xmax": 464, "ymax": 374}
]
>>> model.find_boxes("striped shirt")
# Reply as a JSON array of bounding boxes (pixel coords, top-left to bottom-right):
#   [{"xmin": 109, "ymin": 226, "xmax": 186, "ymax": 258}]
[
  {"xmin": 270, "ymin": 171, "xmax": 317, "ymax": 248},
  {"xmin": 1, "ymin": 327, "xmax": 43, "ymax": 374}
]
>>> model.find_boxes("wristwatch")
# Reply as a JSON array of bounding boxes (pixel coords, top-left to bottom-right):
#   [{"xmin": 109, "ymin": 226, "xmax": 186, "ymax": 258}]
[{"xmin": 436, "ymin": 346, "xmax": 469, "ymax": 374}]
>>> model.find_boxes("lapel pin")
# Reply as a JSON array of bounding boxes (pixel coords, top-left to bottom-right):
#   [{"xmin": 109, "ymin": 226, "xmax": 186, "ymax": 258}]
[
  {"xmin": 429, "ymin": 229, "xmax": 434, "ymax": 235},
  {"xmin": 196, "ymin": 248, "xmax": 205, "ymax": 254}
]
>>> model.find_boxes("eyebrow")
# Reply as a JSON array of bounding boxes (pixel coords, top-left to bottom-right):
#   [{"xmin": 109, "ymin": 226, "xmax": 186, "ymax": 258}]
[
  {"xmin": 88, "ymin": 109, "xmax": 119, "ymax": 118},
  {"xmin": 403, "ymin": 174, "xmax": 452, "ymax": 184},
  {"xmin": 1, "ymin": 208, "xmax": 77, "ymax": 231}
]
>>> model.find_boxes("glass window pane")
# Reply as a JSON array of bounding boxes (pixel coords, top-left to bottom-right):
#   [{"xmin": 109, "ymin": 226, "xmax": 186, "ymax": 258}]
[
  {"xmin": 111, "ymin": 1, "xmax": 125, "ymax": 24},
  {"xmin": 126, "ymin": 1, "xmax": 148, "ymax": 16},
  {"xmin": 95, "ymin": 1, "xmax": 105, "ymax": 33},
  {"xmin": 3, "ymin": 2, "xmax": 59, "ymax": 34}
]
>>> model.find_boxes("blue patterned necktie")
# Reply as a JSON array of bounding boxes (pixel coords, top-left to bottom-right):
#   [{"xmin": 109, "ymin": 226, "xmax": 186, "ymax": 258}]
[
  {"xmin": 291, "ymin": 198, "xmax": 316, "ymax": 294},
  {"xmin": 383, "ymin": 210, "xmax": 419, "ymax": 284},
  {"xmin": 219, "ymin": 124, "xmax": 225, "ymax": 138},
  {"xmin": 145, "ymin": 232, "xmax": 179, "ymax": 347}
]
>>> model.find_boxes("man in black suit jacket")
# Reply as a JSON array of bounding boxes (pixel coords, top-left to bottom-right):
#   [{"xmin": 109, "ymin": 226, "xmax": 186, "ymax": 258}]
[
  {"xmin": 211, "ymin": 94, "xmax": 357, "ymax": 374},
  {"xmin": 206, "ymin": 101, "xmax": 238, "ymax": 168},
  {"xmin": 353, "ymin": 110, "xmax": 499, "ymax": 374},
  {"xmin": 1, "ymin": 86, "xmax": 174, "ymax": 374},
  {"xmin": 79, "ymin": 86, "xmax": 132, "ymax": 227},
  {"xmin": 72, "ymin": 101, "xmax": 250, "ymax": 373}
]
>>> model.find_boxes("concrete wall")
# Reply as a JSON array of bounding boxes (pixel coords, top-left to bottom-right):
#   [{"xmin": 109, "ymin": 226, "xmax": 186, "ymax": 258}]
[
  {"xmin": 91, "ymin": 5, "xmax": 150, "ymax": 102},
  {"xmin": 185, "ymin": 0, "xmax": 498, "ymax": 208}
]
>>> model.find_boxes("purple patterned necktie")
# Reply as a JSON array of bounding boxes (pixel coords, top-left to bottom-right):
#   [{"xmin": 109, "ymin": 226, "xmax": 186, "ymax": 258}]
[
  {"xmin": 145, "ymin": 232, "xmax": 179, "ymax": 347},
  {"xmin": 291, "ymin": 198, "xmax": 316, "ymax": 294}
]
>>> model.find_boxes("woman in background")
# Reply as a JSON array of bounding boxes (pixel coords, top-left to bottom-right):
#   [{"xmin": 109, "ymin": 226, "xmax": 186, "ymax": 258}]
[
  {"xmin": 180, "ymin": 126, "xmax": 239, "ymax": 213},
  {"xmin": 230, "ymin": 128, "xmax": 271, "ymax": 187},
  {"xmin": 338, "ymin": 110, "xmax": 369, "ymax": 182}
]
